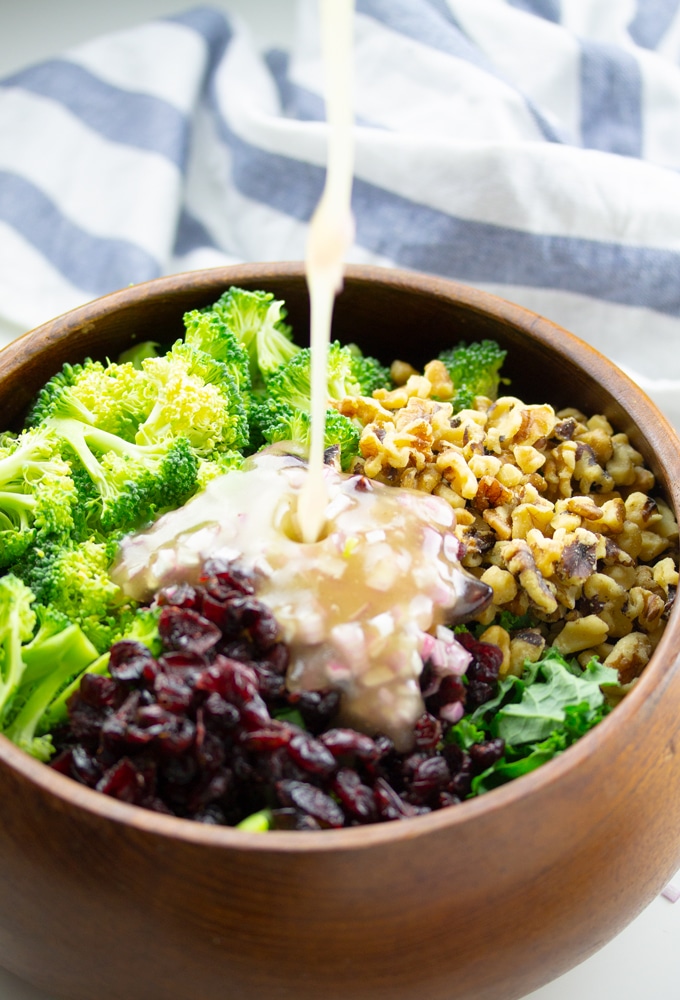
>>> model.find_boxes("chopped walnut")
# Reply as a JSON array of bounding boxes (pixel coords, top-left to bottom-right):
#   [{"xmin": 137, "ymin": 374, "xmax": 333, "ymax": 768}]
[
  {"xmin": 603, "ymin": 633, "xmax": 652, "ymax": 684},
  {"xmin": 390, "ymin": 359, "xmax": 419, "ymax": 386},
  {"xmin": 423, "ymin": 359, "xmax": 454, "ymax": 400},
  {"xmin": 333, "ymin": 363, "xmax": 678, "ymax": 690}
]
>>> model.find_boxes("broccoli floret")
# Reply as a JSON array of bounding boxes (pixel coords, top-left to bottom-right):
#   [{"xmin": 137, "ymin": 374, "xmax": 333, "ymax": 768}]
[
  {"xmin": 0, "ymin": 427, "xmax": 77, "ymax": 568},
  {"xmin": 21, "ymin": 602, "xmax": 72, "ymax": 664},
  {"xmin": 26, "ymin": 360, "xmax": 152, "ymax": 440},
  {"xmin": 263, "ymin": 342, "xmax": 341, "ymax": 408},
  {"xmin": 43, "ymin": 415, "xmax": 200, "ymax": 534},
  {"xmin": 205, "ymin": 287, "xmax": 300, "ymax": 389},
  {"xmin": 122, "ymin": 606, "xmax": 162, "ymax": 655},
  {"xmin": 263, "ymin": 341, "xmax": 388, "ymax": 406},
  {"xmin": 251, "ymin": 342, "xmax": 367, "ymax": 468},
  {"xmin": 0, "ymin": 524, "xmax": 34, "ymax": 568},
  {"xmin": 182, "ymin": 310, "xmax": 251, "ymax": 396},
  {"xmin": 344, "ymin": 343, "xmax": 393, "ymax": 395},
  {"xmin": 437, "ymin": 340, "xmax": 508, "ymax": 411},
  {"xmin": 253, "ymin": 398, "xmax": 359, "ymax": 469},
  {"xmin": 117, "ymin": 341, "xmax": 160, "ymax": 368},
  {"xmin": 0, "ymin": 575, "xmax": 37, "ymax": 725},
  {"xmin": 38, "ymin": 606, "xmax": 162, "ymax": 737},
  {"xmin": 26, "ymin": 342, "xmax": 250, "ymax": 495},
  {"xmin": 23, "ymin": 362, "xmax": 81, "ymax": 428},
  {"xmin": 195, "ymin": 450, "xmax": 245, "ymax": 490},
  {"xmin": 4, "ymin": 608, "xmax": 101, "ymax": 761},
  {"xmin": 11, "ymin": 535, "xmax": 137, "ymax": 652},
  {"xmin": 137, "ymin": 342, "xmax": 249, "ymax": 455},
  {"xmin": 21, "ymin": 536, "xmax": 121, "ymax": 620}
]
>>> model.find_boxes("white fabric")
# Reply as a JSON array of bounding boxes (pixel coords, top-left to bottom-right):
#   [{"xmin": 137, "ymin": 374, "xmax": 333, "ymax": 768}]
[{"xmin": 1, "ymin": 0, "xmax": 680, "ymax": 427}]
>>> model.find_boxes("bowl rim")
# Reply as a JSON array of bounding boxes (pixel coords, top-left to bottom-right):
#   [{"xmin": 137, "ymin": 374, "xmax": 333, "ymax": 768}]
[{"xmin": 2, "ymin": 261, "xmax": 679, "ymax": 854}]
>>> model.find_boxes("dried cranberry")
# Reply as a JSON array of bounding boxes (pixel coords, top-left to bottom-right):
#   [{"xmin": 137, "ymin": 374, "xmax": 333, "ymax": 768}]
[
  {"xmin": 248, "ymin": 607, "xmax": 279, "ymax": 651},
  {"xmin": 252, "ymin": 664, "xmax": 286, "ymax": 700},
  {"xmin": 57, "ymin": 557, "xmax": 510, "ymax": 829},
  {"xmin": 425, "ymin": 675, "xmax": 466, "ymax": 717},
  {"xmin": 455, "ymin": 632, "xmax": 503, "ymax": 711},
  {"xmin": 437, "ymin": 791, "xmax": 461, "ymax": 809},
  {"xmin": 158, "ymin": 606, "xmax": 221, "ymax": 655},
  {"xmin": 332, "ymin": 769, "xmax": 377, "ymax": 823},
  {"xmin": 287, "ymin": 733, "xmax": 337, "ymax": 778},
  {"xmin": 75, "ymin": 750, "xmax": 102, "ymax": 785},
  {"xmin": 469, "ymin": 738, "xmax": 505, "ymax": 771},
  {"xmin": 155, "ymin": 716, "xmax": 196, "ymax": 757},
  {"xmin": 218, "ymin": 639, "xmax": 256, "ymax": 662},
  {"xmin": 49, "ymin": 748, "xmax": 75, "ymax": 776},
  {"xmin": 78, "ymin": 673, "xmax": 120, "ymax": 709},
  {"xmin": 200, "ymin": 593, "xmax": 238, "ymax": 631},
  {"xmin": 202, "ymin": 692, "xmax": 240, "ymax": 730},
  {"xmin": 161, "ymin": 755, "xmax": 198, "ymax": 788},
  {"xmin": 361, "ymin": 734, "xmax": 397, "ymax": 782},
  {"xmin": 154, "ymin": 672, "xmax": 195, "ymax": 713},
  {"xmin": 195, "ymin": 656, "xmax": 259, "ymax": 704},
  {"xmin": 96, "ymin": 758, "xmax": 143, "ymax": 803},
  {"xmin": 320, "ymin": 728, "xmax": 380, "ymax": 762},
  {"xmin": 239, "ymin": 695, "xmax": 272, "ymax": 731},
  {"xmin": 156, "ymin": 582, "xmax": 199, "ymax": 609},
  {"xmin": 239, "ymin": 723, "xmax": 294, "ymax": 752},
  {"xmin": 413, "ymin": 712, "xmax": 442, "ymax": 752},
  {"xmin": 441, "ymin": 741, "xmax": 466, "ymax": 772},
  {"xmin": 210, "ymin": 595, "xmax": 263, "ymax": 640},
  {"xmin": 108, "ymin": 641, "xmax": 158, "ymax": 686},
  {"xmin": 373, "ymin": 777, "xmax": 420, "ymax": 821},
  {"xmin": 261, "ymin": 642, "xmax": 289, "ymax": 676},
  {"xmin": 449, "ymin": 756, "xmax": 474, "ymax": 799},
  {"xmin": 158, "ymin": 650, "xmax": 206, "ymax": 672},
  {"xmin": 400, "ymin": 752, "xmax": 429, "ymax": 782},
  {"xmin": 135, "ymin": 704, "xmax": 174, "ymax": 729},
  {"xmin": 252, "ymin": 746, "xmax": 292, "ymax": 785},
  {"xmin": 404, "ymin": 756, "xmax": 451, "ymax": 805},
  {"xmin": 65, "ymin": 697, "xmax": 110, "ymax": 744},
  {"xmin": 200, "ymin": 559, "xmax": 255, "ymax": 595},
  {"xmin": 275, "ymin": 780, "xmax": 345, "ymax": 829},
  {"xmin": 458, "ymin": 632, "xmax": 503, "ymax": 683},
  {"xmin": 287, "ymin": 689, "xmax": 341, "ymax": 733},
  {"xmin": 99, "ymin": 691, "xmax": 141, "ymax": 750}
]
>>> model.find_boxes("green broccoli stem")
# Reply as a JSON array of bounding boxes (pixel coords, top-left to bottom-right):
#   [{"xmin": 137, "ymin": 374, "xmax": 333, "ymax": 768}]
[
  {"xmin": 49, "ymin": 416, "xmax": 190, "ymax": 523},
  {"xmin": 5, "ymin": 632, "xmax": 104, "ymax": 757},
  {"xmin": 0, "ymin": 606, "xmax": 25, "ymax": 722},
  {"xmin": 0, "ymin": 444, "xmax": 55, "ymax": 488},
  {"xmin": 38, "ymin": 651, "xmax": 110, "ymax": 733},
  {"xmin": 20, "ymin": 622, "xmax": 99, "ymax": 686},
  {"xmin": 0, "ymin": 491, "xmax": 36, "ymax": 531},
  {"xmin": 235, "ymin": 808, "xmax": 273, "ymax": 832},
  {"xmin": 48, "ymin": 417, "xmax": 145, "ymax": 497}
]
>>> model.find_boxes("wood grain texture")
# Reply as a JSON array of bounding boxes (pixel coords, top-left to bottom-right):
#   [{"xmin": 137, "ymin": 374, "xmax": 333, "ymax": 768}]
[{"xmin": 0, "ymin": 264, "xmax": 679, "ymax": 1000}]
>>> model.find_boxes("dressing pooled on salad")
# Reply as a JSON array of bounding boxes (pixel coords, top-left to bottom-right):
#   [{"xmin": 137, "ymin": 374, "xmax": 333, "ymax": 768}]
[{"xmin": 112, "ymin": 450, "xmax": 492, "ymax": 749}]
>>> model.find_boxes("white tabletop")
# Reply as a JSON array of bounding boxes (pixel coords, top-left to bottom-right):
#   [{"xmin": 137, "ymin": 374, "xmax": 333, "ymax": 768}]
[{"xmin": 1, "ymin": 2, "xmax": 679, "ymax": 997}]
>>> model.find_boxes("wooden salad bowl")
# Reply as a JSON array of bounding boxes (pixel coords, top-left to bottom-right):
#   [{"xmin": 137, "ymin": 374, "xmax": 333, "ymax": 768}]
[{"xmin": 0, "ymin": 264, "xmax": 679, "ymax": 1000}]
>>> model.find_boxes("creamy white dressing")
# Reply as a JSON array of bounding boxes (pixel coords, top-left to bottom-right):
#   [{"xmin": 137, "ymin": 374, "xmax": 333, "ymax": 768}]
[
  {"xmin": 298, "ymin": 0, "xmax": 356, "ymax": 544},
  {"xmin": 112, "ymin": 453, "xmax": 491, "ymax": 749}
]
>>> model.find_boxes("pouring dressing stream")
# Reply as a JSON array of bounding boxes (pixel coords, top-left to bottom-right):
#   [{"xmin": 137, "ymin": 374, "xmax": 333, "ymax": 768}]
[{"xmin": 297, "ymin": 0, "xmax": 356, "ymax": 544}]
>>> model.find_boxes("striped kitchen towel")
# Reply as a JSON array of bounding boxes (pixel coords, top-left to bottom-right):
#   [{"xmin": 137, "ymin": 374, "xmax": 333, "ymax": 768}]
[{"xmin": 2, "ymin": 0, "xmax": 680, "ymax": 425}]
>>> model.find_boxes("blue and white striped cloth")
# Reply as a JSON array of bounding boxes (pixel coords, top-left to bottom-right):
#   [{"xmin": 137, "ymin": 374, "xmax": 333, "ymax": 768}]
[{"xmin": 2, "ymin": 0, "xmax": 680, "ymax": 425}]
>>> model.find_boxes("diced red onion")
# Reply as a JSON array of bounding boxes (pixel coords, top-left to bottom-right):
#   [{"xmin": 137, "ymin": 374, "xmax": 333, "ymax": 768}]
[{"xmin": 661, "ymin": 879, "xmax": 680, "ymax": 903}]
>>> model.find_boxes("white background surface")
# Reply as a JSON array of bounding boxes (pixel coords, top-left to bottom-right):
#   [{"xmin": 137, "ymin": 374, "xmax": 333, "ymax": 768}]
[{"xmin": 0, "ymin": 2, "xmax": 679, "ymax": 998}]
